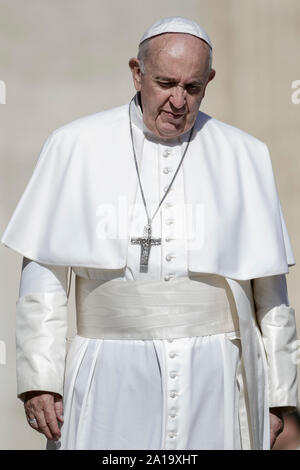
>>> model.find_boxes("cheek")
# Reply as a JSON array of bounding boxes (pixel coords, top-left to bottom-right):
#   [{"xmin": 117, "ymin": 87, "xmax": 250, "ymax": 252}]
[
  {"xmin": 153, "ymin": 91, "xmax": 173, "ymax": 116},
  {"xmin": 187, "ymin": 96, "xmax": 203, "ymax": 116}
]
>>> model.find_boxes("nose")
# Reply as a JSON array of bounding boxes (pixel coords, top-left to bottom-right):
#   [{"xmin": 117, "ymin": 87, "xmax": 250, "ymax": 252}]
[{"xmin": 169, "ymin": 85, "xmax": 186, "ymax": 110}]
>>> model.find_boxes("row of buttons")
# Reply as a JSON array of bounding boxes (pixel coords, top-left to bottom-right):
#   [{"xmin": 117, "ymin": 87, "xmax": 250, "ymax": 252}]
[
  {"xmin": 167, "ymin": 341, "xmax": 180, "ymax": 441},
  {"xmin": 163, "ymin": 149, "xmax": 186, "ymax": 443},
  {"xmin": 162, "ymin": 147, "xmax": 177, "ymax": 286}
]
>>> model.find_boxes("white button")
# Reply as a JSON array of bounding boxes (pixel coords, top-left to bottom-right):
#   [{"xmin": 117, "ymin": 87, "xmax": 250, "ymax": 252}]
[
  {"xmin": 168, "ymin": 431, "xmax": 177, "ymax": 438},
  {"xmin": 169, "ymin": 352, "xmax": 176, "ymax": 359},
  {"xmin": 165, "ymin": 219, "xmax": 174, "ymax": 225},
  {"xmin": 164, "ymin": 275, "xmax": 171, "ymax": 281},
  {"xmin": 163, "ymin": 185, "xmax": 174, "ymax": 192},
  {"xmin": 166, "ymin": 254, "xmax": 175, "ymax": 262},
  {"xmin": 163, "ymin": 167, "xmax": 173, "ymax": 174},
  {"xmin": 169, "ymin": 391, "xmax": 177, "ymax": 398},
  {"xmin": 164, "ymin": 202, "xmax": 174, "ymax": 208},
  {"xmin": 167, "ymin": 338, "xmax": 174, "ymax": 342},
  {"xmin": 169, "ymin": 371, "xmax": 178, "ymax": 378},
  {"xmin": 163, "ymin": 150, "xmax": 171, "ymax": 158},
  {"xmin": 165, "ymin": 237, "xmax": 173, "ymax": 242},
  {"xmin": 169, "ymin": 412, "xmax": 177, "ymax": 418}
]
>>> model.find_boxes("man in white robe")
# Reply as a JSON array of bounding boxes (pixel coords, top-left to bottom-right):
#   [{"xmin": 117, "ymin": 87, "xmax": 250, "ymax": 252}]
[{"xmin": 1, "ymin": 17, "xmax": 298, "ymax": 450}]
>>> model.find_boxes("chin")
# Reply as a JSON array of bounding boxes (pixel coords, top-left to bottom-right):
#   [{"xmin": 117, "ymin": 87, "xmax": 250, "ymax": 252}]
[{"xmin": 156, "ymin": 124, "xmax": 185, "ymax": 139}]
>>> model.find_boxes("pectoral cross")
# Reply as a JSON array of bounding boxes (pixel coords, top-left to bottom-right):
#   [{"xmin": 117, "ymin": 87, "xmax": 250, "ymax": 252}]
[{"xmin": 131, "ymin": 224, "xmax": 161, "ymax": 273}]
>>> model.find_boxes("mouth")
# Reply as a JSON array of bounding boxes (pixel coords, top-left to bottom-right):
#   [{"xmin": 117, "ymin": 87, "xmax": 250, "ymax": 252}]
[{"xmin": 161, "ymin": 110, "xmax": 186, "ymax": 119}]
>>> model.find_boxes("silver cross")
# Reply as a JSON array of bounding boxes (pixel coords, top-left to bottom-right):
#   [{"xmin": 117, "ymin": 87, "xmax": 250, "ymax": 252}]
[{"xmin": 131, "ymin": 224, "xmax": 161, "ymax": 273}]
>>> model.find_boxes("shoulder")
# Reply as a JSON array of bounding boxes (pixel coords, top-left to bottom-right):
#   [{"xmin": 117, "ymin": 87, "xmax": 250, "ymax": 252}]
[
  {"xmin": 196, "ymin": 111, "xmax": 268, "ymax": 153},
  {"xmin": 48, "ymin": 103, "xmax": 129, "ymax": 142},
  {"xmin": 35, "ymin": 103, "xmax": 130, "ymax": 166}
]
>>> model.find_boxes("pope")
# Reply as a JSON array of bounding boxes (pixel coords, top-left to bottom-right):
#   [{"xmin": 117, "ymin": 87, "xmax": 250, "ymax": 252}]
[{"xmin": 1, "ymin": 16, "xmax": 298, "ymax": 450}]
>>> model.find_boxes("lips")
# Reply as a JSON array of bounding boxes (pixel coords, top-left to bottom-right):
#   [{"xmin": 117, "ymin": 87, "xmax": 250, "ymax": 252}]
[{"xmin": 162, "ymin": 110, "xmax": 185, "ymax": 118}]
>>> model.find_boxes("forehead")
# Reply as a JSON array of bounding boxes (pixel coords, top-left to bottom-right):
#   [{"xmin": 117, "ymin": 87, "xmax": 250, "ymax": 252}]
[{"xmin": 146, "ymin": 33, "xmax": 210, "ymax": 78}]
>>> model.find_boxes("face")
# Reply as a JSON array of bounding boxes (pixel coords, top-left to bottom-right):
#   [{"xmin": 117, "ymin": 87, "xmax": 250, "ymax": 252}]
[{"xmin": 129, "ymin": 33, "xmax": 215, "ymax": 139}]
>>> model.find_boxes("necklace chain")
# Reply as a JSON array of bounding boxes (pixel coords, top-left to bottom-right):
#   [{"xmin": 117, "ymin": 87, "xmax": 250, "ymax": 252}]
[{"xmin": 128, "ymin": 97, "xmax": 194, "ymax": 228}]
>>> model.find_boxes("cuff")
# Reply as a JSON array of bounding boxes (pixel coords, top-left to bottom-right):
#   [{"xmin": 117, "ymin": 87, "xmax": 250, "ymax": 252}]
[
  {"xmin": 260, "ymin": 306, "xmax": 299, "ymax": 409},
  {"xmin": 16, "ymin": 292, "xmax": 68, "ymax": 401}
]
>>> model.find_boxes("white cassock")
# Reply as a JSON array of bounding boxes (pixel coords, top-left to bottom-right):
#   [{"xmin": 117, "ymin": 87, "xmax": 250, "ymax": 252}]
[{"xmin": 2, "ymin": 94, "xmax": 298, "ymax": 450}]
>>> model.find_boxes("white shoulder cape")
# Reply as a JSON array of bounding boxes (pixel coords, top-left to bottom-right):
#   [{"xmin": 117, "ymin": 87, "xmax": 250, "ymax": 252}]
[{"xmin": 1, "ymin": 99, "xmax": 295, "ymax": 280}]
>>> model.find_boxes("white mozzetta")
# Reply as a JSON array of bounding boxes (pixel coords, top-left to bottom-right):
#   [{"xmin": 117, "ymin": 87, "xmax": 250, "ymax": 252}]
[{"xmin": 1, "ymin": 96, "xmax": 294, "ymax": 279}]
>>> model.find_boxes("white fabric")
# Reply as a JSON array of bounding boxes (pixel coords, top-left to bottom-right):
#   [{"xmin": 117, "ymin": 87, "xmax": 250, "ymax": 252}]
[
  {"xmin": 19, "ymin": 260, "xmax": 245, "ymax": 450},
  {"xmin": 252, "ymin": 276, "xmax": 298, "ymax": 408},
  {"xmin": 139, "ymin": 16, "xmax": 212, "ymax": 49},
  {"xmin": 15, "ymin": 130, "xmax": 298, "ymax": 449},
  {"xmin": 16, "ymin": 291, "xmax": 68, "ymax": 398},
  {"xmin": 7, "ymin": 94, "xmax": 298, "ymax": 449},
  {"xmin": 1, "ymin": 95, "xmax": 295, "ymax": 279},
  {"xmin": 75, "ymin": 275, "xmax": 239, "ymax": 340},
  {"xmin": 18, "ymin": 261, "xmax": 298, "ymax": 450},
  {"xmin": 16, "ymin": 123, "xmax": 248, "ymax": 449},
  {"xmin": 19, "ymin": 257, "xmax": 69, "ymax": 297},
  {"xmin": 4, "ymin": 92, "xmax": 298, "ymax": 450},
  {"xmin": 16, "ymin": 121, "xmax": 248, "ymax": 448}
]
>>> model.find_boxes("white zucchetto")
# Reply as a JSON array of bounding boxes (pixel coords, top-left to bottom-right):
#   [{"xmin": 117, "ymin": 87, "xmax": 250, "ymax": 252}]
[{"xmin": 139, "ymin": 16, "xmax": 212, "ymax": 49}]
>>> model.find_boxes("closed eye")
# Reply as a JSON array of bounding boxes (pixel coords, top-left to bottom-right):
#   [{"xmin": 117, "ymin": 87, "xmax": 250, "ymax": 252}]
[
  {"xmin": 186, "ymin": 84, "xmax": 203, "ymax": 94},
  {"xmin": 155, "ymin": 80, "xmax": 203, "ymax": 94},
  {"xmin": 157, "ymin": 81, "xmax": 177, "ymax": 88}
]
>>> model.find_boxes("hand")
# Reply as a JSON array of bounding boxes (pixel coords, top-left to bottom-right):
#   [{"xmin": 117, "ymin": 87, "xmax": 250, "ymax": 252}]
[
  {"xmin": 23, "ymin": 391, "xmax": 64, "ymax": 441},
  {"xmin": 269, "ymin": 407, "xmax": 284, "ymax": 449}
]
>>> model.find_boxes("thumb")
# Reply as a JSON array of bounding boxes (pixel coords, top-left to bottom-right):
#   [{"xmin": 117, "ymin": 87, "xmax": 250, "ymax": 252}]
[{"xmin": 54, "ymin": 396, "xmax": 64, "ymax": 423}]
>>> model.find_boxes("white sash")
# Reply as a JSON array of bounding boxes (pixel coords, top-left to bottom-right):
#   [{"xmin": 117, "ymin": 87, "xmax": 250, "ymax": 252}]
[{"xmin": 75, "ymin": 274, "xmax": 240, "ymax": 340}]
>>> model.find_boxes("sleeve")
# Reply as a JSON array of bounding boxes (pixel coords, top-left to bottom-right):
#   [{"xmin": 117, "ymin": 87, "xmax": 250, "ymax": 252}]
[
  {"xmin": 16, "ymin": 257, "xmax": 70, "ymax": 402},
  {"xmin": 252, "ymin": 274, "xmax": 298, "ymax": 410}
]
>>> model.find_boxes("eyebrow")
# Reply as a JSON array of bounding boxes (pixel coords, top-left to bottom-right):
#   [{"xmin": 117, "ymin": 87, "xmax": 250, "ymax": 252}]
[{"xmin": 154, "ymin": 76, "xmax": 204, "ymax": 86}]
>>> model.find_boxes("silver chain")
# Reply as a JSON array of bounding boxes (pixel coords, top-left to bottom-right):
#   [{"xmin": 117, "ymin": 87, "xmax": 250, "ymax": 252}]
[{"xmin": 128, "ymin": 97, "xmax": 194, "ymax": 228}]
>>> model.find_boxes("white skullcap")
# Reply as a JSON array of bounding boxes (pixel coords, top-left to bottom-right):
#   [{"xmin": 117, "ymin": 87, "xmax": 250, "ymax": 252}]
[{"xmin": 139, "ymin": 16, "xmax": 212, "ymax": 49}]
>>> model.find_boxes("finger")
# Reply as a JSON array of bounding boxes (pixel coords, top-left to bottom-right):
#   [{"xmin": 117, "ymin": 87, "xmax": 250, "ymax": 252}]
[
  {"xmin": 44, "ymin": 405, "xmax": 61, "ymax": 439},
  {"xmin": 26, "ymin": 413, "xmax": 39, "ymax": 430},
  {"xmin": 35, "ymin": 411, "xmax": 56, "ymax": 440},
  {"xmin": 270, "ymin": 432, "xmax": 276, "ymax": 449},
  {"xmin": 54, "ymin": 397, "xmax": 64, "ymax": 423}
]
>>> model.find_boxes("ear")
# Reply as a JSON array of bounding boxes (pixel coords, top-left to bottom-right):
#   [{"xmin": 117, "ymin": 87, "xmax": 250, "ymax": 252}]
[
  {"xmin": 129, "ymin": 58, "xmax": 143, "ymax": 92},
  {"xmin": 202, "ymin": 68, "xmax": 216, "ymax": 99},
  {"xmin": 207, "ymin": 68, "xmax": 216, "ymax": 84}
]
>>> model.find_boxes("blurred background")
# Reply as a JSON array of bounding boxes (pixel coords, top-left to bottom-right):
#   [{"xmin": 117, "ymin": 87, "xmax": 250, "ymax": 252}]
[{"xmin": 0, "ymin": 0, "xmax": 299, "ymax": 450}]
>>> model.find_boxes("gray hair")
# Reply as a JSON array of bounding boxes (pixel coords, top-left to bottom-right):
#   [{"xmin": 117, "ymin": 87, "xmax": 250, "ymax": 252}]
[{"xmin": 137, "ymin": 36, "xmax": 213, "ymax": 81}]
